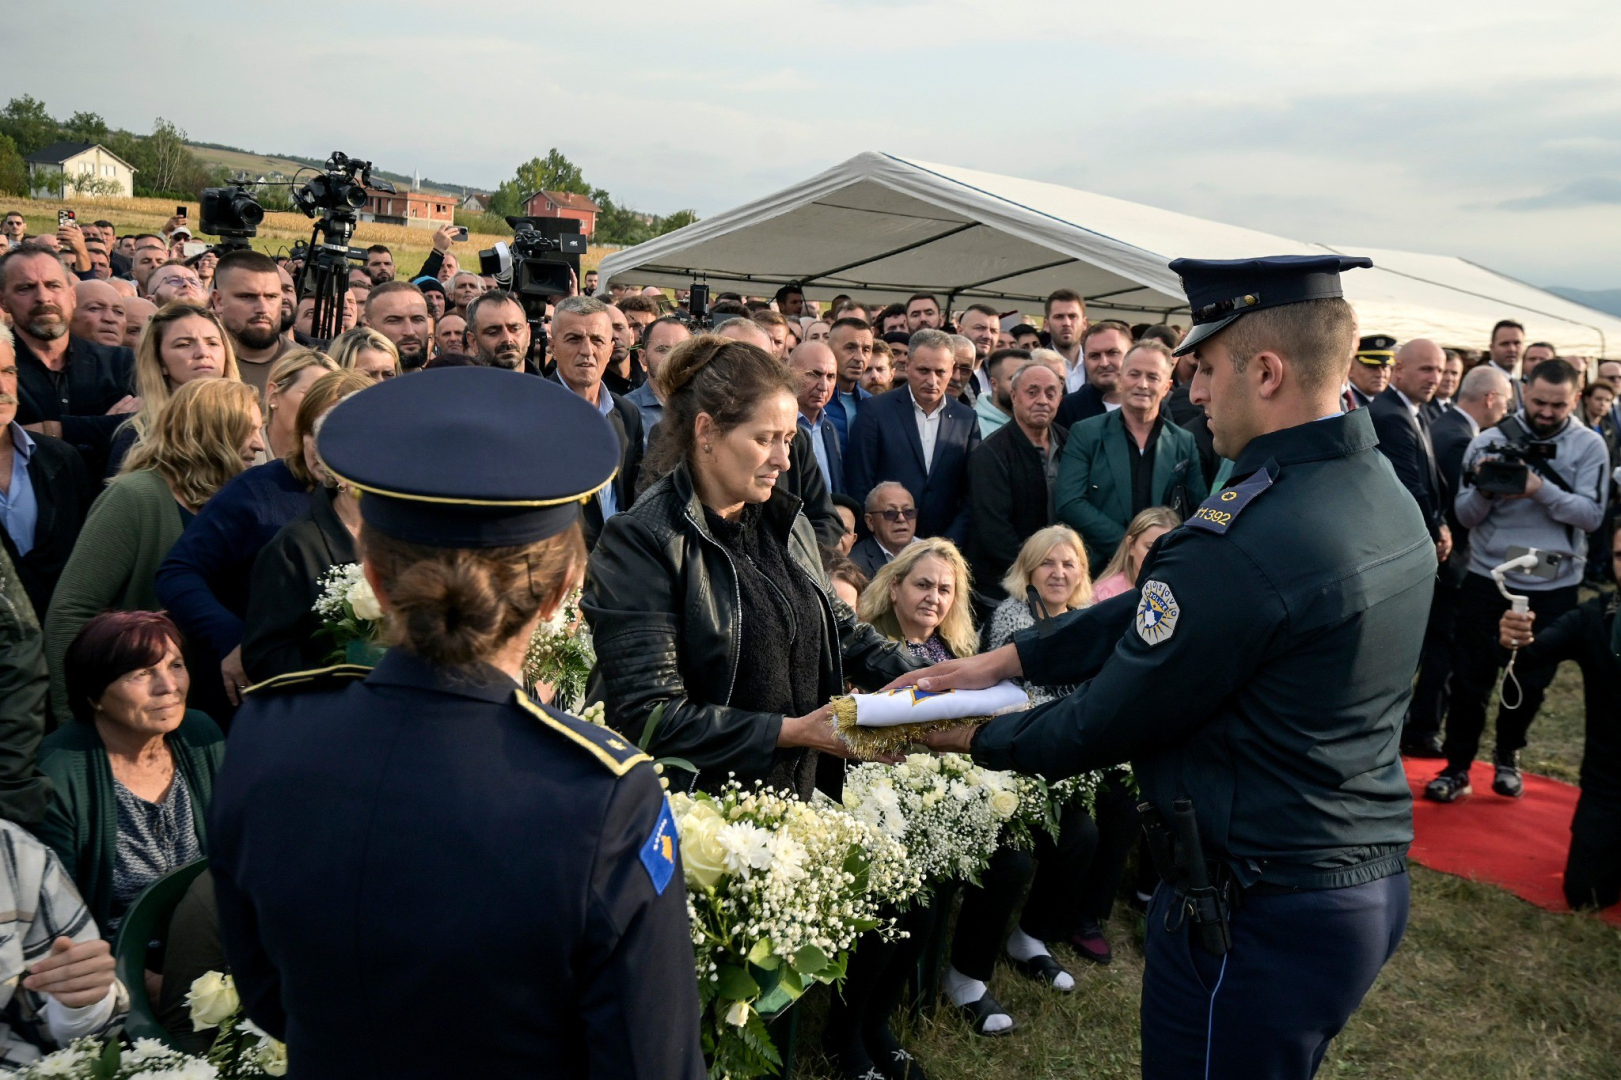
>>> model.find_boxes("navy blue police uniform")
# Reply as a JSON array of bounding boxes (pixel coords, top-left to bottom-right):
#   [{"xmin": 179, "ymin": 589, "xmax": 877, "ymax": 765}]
[
  {"xmin": 208, "ymin": 368, "xmax": 705, "ymax": 1078},
  {"xmin": 969, "ymin": 256, "xmax": 1436, "ymax": 1079}
]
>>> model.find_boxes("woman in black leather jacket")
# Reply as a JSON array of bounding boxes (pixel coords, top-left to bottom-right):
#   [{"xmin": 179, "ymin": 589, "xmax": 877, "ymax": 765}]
[{"xmin": 584, "ymin": 334, "xmax": 915, "ymax": 800}]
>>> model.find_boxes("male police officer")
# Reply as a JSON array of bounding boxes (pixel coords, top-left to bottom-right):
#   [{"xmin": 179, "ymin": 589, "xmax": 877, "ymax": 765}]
[{"xmin": 908, "ymin": 256, "xmax": 1433, "ymax": 1079}]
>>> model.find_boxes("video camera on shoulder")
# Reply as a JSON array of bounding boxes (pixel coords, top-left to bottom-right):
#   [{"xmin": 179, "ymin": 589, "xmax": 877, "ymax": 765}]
[
  {"xmin": 479, "ymin": 217, "xmax": 585, "ymax": 307},
  {"xmin": 199, "ymin": 181, "xmax": 265, "ymax": 251},
  {"xmin": 1469, "ymin": 429, "xmax": 1558, "ymax": 496}
]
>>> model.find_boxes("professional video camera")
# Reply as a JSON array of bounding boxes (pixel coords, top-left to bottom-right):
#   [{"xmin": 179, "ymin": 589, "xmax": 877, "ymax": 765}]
[
  {"xmin": 1468, "ymin": 431, "xmax": 1559, "ymax": 496},
  {"xmin": 479, "ymin": 217, "xmax": 585, "ymax": 355},
  {"xmin": 198, "ymin": 182, "xmax": 264, "ymax": 250},
  {"xmin": 683, "ymin": 283, "xmax": 711, "ymax": 330},
  {"xmin": 291, "ymin": 152, "xmax": 394, "ymax": 340}
]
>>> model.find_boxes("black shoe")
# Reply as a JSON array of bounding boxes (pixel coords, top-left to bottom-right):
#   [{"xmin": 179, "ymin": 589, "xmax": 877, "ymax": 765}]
[
  {"xmin": 1424, "ymin": 769, "xmax": 1472, "ymax": 803},
  {"xmin": 864, "ymin": 1026, "xmax": 929, "ymax": 1080},
  {"xmin": 1401, "ymin": 734, "xmax": 1446, "ymax": 759},
  {"xmin": 1492, "ymin": 752, "xmax": 1524, "ymax": 798},
  {"xmin": 1007, "ymin": 951, "xmax": 1075, "ymax": 992},
  {"xmin": 956, "ymin": 991, "xmax": 1018, "ymax": 1036}
]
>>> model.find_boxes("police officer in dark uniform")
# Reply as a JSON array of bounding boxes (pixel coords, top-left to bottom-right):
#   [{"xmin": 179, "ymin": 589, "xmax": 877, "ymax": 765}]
[
  {"xmin": 208, "ymin": 367, "xmax": 704, "ymax": 1078},
  {"xmin": 909, "ymin": 256, "xmax": 1434, "ymax": 1079}
]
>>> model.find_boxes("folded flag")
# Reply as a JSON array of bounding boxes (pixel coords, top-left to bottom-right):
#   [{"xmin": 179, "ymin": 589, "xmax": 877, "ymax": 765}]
[{"xmin": 830, "ymin": 681, "xmax": 1031, "ymax": 756}]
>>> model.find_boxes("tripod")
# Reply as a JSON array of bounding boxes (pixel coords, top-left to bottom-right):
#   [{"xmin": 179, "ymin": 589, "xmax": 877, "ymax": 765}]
[{"xmin": 297, "ymin": 208, "xmax": 367, "ymax": 342}]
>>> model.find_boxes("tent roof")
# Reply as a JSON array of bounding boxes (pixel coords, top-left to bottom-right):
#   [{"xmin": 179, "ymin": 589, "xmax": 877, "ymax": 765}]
[{"xmin": 599, "ymin": 152, "xmax": 1621, "ymax": 356}]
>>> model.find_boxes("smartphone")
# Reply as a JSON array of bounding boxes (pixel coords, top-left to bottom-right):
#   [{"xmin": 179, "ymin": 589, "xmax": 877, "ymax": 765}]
[
  {"xmin": 57, "ymin": 209, "xmax": 75, "ymax": 227},
  {"xmin": 176, "ymin": 205, "xmax": 187, "ymax": 219},
  {"xmin": 181, "ymin": 241, "xmax": 208, "ymax": 259},
  {"xmin": 453, "ymin": 226, "xmax": 468, "ymax": 242}
]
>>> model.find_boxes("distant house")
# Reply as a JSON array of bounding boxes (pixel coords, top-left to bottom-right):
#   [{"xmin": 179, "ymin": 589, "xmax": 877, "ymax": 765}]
[
  {"xmin": 359, "ymin": 188, "xmax": 455, "ymax": 230},
  {"xmin": 25, "ymin": 141, "xmax": 136, "ymax": 198},
  {"xmin": 460, "ymin": 192, "xmax": 490, "ymax": 214},
  {"xmin": 521, "ymin": 190, "xmax": 598, "ymax": 238}
]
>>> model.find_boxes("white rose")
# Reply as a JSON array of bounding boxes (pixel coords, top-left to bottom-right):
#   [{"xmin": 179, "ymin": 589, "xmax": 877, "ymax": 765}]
[
  {"xmin": 990, "ymin": 790, "xmax": 1020, "ymax": 819},
  {"xmin": 186, "ymin": 970, "xmax": 239, "ymax": 1031},
  {"xmin": 345, "ymin": 577, "xmax": 383, "ymax": 622},
  {"xmin": 725, "ymin": 999, "xmax": 751, "ymax": 1027},
  {"xmin": 677, "ymin": 802, "xmax": 729, "ymax": 889}
]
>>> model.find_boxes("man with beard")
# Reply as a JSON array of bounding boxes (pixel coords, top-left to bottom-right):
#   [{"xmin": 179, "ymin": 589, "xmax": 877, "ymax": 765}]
[
  {"xmin": 974, "ymin": 348, "xmax": 1030, "ymax": 439},
  {"xmin": 905, "ymin": 293, "xmax": 943, "ymax": 332},
  {"xmin": 957, "ymin": 304, "xmax": 1001, "ymax": 398},
  {"xmin": 146, "ymin": 262, "xmax": 207, "ymax": 308},
  {"xmin": 1056, "ymin": 320, "xmax": 1131, "ymax": 427},
  {"xmin": 0, "ymin": 246, "xmax": 136, "ymax": 469},
  {"xmin": 69, "ymin": 280, "xmax": 126, "ymax": 349},
  {"xmin": 826, "ymin": 317, "xmax": 874, "ymax": 450},
  {"xmin": 465, "ymin": 291, "xmax": 529, "ymax": 371},
  {"xmin": 1042, "ymin": 289, "xmax": 1087, "ymax": 392},
  {"xmin": 601, "ymin": 303, "xmax": 639, "ymax": 395},
  {"xmin": 363, "ymin": 245, "xmax": 395, "ymax": 285},
  {"xmin": 967, "ymin": 360, "xmax": 1068, "ymax": 599},
  {"xmin": 276, "ymin": 265, "xmax": 298, "ymax": 339},
  {"xmin": 862, "ymin": 341, "xmax": 894, "ymax": 395},
  {"xmin": 364, "ymin": 281, "xmax": 433, "ymax": 372},
  {"xmin": 0, "ymin": 213, "xmax": 23, "ymax": 248},
  {"xmin": 550, "ymin": 297, "xmax": 642, "ymax": 550},
  {"xmin": 789, "ymin": 341, "xmax": 844, "ymax": 495},
  {"xmin": 209, "ymin": 250, "xmax": 289, "ymax": 393}
]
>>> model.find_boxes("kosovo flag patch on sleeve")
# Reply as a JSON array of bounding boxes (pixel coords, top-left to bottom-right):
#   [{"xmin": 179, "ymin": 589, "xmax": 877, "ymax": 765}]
[{"xmin": 640, "ymin": 798, "xmax": 679, "ymax": 896}]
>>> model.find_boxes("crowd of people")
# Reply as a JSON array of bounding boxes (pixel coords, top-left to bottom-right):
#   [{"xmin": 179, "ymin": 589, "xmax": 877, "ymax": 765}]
[{"xmin": 0, "ymin": 202, "xmax": 1615, "ymax": 1076}]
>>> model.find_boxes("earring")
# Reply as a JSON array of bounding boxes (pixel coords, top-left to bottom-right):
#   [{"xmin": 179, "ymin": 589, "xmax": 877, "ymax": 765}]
[{"xmin": 703, "ymin": 444, "xmax": 712, "ymax": 453}]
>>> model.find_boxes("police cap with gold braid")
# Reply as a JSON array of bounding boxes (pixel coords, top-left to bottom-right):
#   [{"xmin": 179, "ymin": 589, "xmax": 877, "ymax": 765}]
[
  {"xmin": 1169, "ymin": 254, "xmax": 1373, "ymax": 356},
  {"xmin": 317, "ymin": 366, "xmax": 620, "ymax": 547},
  {"xmin": 1354, "ymin": 333, "xmax": 1398, "ymax": 366}
]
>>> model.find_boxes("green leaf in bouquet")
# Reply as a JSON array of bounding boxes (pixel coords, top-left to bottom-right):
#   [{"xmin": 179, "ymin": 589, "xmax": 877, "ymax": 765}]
[
  {"xmin": 746, "ymin": 938, "xmax": 779, "ymax": 970},
  {"xmin": 90, "ymin": 1038, "xmax": 121, "ymax": 1079},
  {"xmin": 715, "ymin": 962, "xmax": 759, "ymax": 1002},
  {"xmin": 755, "ymin": 963, "xmax": 806, "ymax": 1015},
  {"xmin": 638, "ymin": 702, "xmax": 666, "ymax": 752},
  {"xmin": 792, "ymin": 943, "xmax": 829, "ymax": 978},
  {"xmin": 850, "ymin": 916, "xmax": 881, "ymax": 932},
  {"xmin": 657, "ymin": 755, "xmax": 699, "ymax": 776},
  {"xmin": 842, "ymin": 845, "xmax": 871, "ymax": 892}
]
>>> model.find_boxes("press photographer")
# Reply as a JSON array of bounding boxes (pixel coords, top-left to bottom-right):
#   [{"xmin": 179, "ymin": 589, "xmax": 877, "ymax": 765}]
[{"xmin": 1426, "ymin": 358, "xmax": 1610, "ymax": 805}]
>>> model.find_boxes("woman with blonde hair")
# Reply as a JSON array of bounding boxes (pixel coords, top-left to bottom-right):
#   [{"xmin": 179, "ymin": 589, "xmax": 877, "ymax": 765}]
[
  {"xmin": 107, "ymin": 303, "xmax": 241, "ymax": 474},
  {"xmin": 1093, "ymin": 506, "xmax": 1181, "ymax": 602},
  {"xmin": 45, "ymin": 379, "xmax": 264, "ymax": 720},
  {"xmin": 327, "ymin": 326, "xmax": 400, "ymax": 382},
  {"xmin": 261, "ymin": 348, "xmax": 338, "ymax": 458},
  {"xmin": 988, "ymin": 525, "xmax": 1093, "ymax": 699},
  {"xmin": 858, "ymin": 536, "xmax": 978, "ymax": 663}
]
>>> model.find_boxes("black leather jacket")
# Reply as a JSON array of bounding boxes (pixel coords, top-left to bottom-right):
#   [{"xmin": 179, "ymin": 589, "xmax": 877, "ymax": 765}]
[{"xmin": 583, "ymin": 462, "xmax": 917, "ymax": 788}]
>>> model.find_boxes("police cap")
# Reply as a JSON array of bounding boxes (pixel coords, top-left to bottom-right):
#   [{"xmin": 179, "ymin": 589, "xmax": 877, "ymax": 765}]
[
  {"xmin": 1169, "ymin": 254, "xmax": 1373, "ymax": 356},
  {"xmin": 1355, "ymin": 334, "xmax": 1398, "ymax": 366},
  {"xmin": 318, "ymin": 367, "xmax": 620, "ymax": 548}
]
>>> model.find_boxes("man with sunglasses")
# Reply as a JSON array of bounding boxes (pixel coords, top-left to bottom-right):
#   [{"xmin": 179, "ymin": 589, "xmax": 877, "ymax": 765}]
[
  {"xmin": 1345, "ymin": 334, "xmax": 1393, "ymax": 409},
  {"xmin": 850, "ymin": 482, "xmax": 917, "ymax": 578}
]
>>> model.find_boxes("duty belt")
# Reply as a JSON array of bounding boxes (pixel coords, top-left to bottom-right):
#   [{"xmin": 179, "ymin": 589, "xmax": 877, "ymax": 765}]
[{"xmin": 1140, "ymin": 798, "xmax": 1234, "ymax": 957}]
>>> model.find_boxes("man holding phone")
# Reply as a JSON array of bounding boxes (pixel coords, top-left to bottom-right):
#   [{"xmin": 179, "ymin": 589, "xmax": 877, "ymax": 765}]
[
  {"xmin": 410, "ymin": 224, "xmax": 464, "ymax": 284},
  {"xmin": 1426, "ymin": 358, "xmax": 1610, "ymax": 804}
]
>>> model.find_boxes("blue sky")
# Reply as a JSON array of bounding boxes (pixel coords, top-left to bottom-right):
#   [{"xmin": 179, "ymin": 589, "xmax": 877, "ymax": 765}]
[{"xmin": 7, "ymin": 0, "xmax": 1619, "ymax": 287}]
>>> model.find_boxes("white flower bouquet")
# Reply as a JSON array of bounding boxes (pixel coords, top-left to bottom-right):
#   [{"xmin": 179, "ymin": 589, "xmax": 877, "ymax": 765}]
[
  {"xmin": 186, "ymin": 971, "xmax": 287, "ymax": 1078},
  {"xmin": 670, "ymin": 780, "xmax": 921, "ymax": 1079},
  {"xmin": 842, "ymin": 753, "xmax": 1008, "ymax": 887},
  {"xmin": 15, "ymin": 1038, "xmax": 216, "ymax": 1079},
  {"xmin": 521, "ymin": 589, "xmax": 594, "ymax": 711},
  {"xmin": 311, "ymin": 563, "xmax": 385, "ymax": 666}
]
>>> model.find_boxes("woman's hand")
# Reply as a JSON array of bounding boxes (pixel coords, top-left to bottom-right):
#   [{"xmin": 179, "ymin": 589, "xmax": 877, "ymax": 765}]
[
  {"xmin": 881, "ymin": 644, "xmax": 1022, "ymax": 694},
  {"xmin": 779, "ymin": 706, "xmax": 901, "ymax": 763},
  {"xmin": 25, "ymin": 937, "xmax": 115, "ymax": 1008},
  {"xmin": 1500, "ymin": 609, "xmax": 1536, "ymax": 650}
]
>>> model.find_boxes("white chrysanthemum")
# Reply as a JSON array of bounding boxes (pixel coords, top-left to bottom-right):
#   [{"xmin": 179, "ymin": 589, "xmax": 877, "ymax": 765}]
[{"xmin": 716, "ymin": 821, "xmax": 774, "ymax": 876}]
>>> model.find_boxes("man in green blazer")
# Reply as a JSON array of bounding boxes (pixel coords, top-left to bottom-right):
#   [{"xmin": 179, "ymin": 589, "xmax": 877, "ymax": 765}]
[{"xmin": 1054, "ymin": 340, "xmax": 1207, "ymax": 563}]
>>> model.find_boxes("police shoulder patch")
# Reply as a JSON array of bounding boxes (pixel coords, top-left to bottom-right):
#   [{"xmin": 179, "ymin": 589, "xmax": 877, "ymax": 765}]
[
  {"xmin": 1135, "ymin": 579, "xmax": 1180, "ymax": 646},
  {"xmin": 513, "ymin": 693, "xmax": 651, "ymax": 777},
  {"xmin": 242, "ymin": 663, "xmax": 372, "ymax": 697},
  {"xmin": 1186, "ymin": 466, "xmax": 1275, "ymax": 535},
  {"xmin": 640, "ymin": 798, "xmax": 679, "ymax": 896}
]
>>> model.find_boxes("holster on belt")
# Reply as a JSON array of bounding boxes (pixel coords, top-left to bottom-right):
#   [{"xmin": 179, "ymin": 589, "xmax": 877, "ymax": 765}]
[{"xmin": 1138, "ymin": 798, "xmax": 1234, "ymax": 957}]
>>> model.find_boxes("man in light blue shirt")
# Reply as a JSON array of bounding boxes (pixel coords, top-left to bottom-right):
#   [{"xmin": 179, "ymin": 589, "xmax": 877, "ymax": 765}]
[{"xmin": 0, "ymin": 329, "xmax": 38, "ymax": 560}]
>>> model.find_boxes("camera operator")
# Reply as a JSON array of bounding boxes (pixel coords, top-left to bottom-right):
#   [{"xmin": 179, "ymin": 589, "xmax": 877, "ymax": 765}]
[{"xmin": 1426, "ymin": 359, "xmax": 1609, "ymax": 805}]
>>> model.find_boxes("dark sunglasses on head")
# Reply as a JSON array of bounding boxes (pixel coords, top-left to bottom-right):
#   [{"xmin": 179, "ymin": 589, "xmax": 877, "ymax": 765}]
[{"xmin": 876, "ymin": 508, "xmax": 918, "ymax": 523}]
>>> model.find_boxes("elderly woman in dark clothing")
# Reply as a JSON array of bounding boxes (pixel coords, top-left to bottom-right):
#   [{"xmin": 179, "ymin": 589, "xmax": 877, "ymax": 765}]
[
  {"xmin": 154, "ymin": 372, "xmax": 371, "ymax": 717},
  {"xmin": 584, "ymin": 334, "xmax": 923, "ymax": 1079},
  {"xmin": 239, "ymin": 370, "xmax": 374, "ymax": 683},
  {"xmin": 34, "ymin": 612, "xmax": 224, "ymax": 936}
]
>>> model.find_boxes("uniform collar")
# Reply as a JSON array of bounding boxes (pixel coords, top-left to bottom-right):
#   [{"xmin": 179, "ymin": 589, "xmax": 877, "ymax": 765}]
[
  {"xmin": 1230, "ymin": 407, "xmax": 1378, "ymax": 479},
  {"xmin": 363, "ymin": 646, "xmax": 521, "ymax": 705}
]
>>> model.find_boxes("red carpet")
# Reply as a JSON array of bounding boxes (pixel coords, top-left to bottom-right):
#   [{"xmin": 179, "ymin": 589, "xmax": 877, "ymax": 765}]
[{"xmin": 1402, "ymin": 757, "xmax": 1621, "ymax": 927}]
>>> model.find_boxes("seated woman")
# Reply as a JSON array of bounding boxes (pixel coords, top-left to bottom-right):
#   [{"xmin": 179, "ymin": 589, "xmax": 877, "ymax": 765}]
[
  {"xmin": 1091, "ymin": 507, "xmax": 1179, "ymax": 602},
  {"xmin": 0, "ymin": 820, "xmax": 127, "ymax": 1069},
  {"xmin": 584, "ymin": 334, "xmax": 922, "ymax": 1078},
  {"xmin": 44, "ymin": 380, "xmax": 264, "ymax": 723},
  {"xmin": 261, "ymin": 349, "xmax": 339, "ymax": 459},
  {"xmin": 328, "ymin": 327, "xmax": 401, "ymax": 382},
  {"xmin": 988, "ymin": 525, "xmax": 1139, "ymax": 967},
  {"xmin": 240, "ymin": 370, "xmax": 376, "ymax": 682},
  {"xmin": 106, "ymin": 303, "xmax": 242, "ymax": 476},
  {"xmin": 154, "ymin": 370, "xmax": 369, "ymax": 719},
  {"xmin": 863, "ymin": 540, "xmax": 1072, "ymax": 1036},
  {"xmin": 35, "ymin": 612, "xmax": 225, "ymax": 936}
]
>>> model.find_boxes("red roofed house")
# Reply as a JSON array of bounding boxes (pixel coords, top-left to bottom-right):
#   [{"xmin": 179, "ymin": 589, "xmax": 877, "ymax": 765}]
[
  {"xmin": 522, "ymin": 190, "xmax": 599, "ymax": 238},
  {"xmin": 360, "ymin": 188, "xmax": 455, "ymax": 230}
]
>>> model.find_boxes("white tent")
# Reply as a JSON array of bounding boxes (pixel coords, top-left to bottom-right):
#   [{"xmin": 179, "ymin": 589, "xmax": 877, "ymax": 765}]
[{"xmin": 599, "ymin": 152, "xmax": 1621, "ymax": 356}]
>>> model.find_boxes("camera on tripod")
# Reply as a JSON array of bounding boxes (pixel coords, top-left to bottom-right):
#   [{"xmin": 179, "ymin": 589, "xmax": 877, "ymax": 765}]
[
  {"xmin": 1469, "ymin": 437, "xmax": 1558, "ymax": 496},
  {"xmin": 479, "ymin": 217, "xmax": 586, "ymax": 305},
  {"xmin": 292, "ymin": 152, "xmax": 390, "ymax": 220},
  {"xmin": 289, "ymin": 151, "xmax": 396, "ymax": 342},
  {"xmin": 199, "ymin": 181, "xmax": 265, "ymax": 250}
]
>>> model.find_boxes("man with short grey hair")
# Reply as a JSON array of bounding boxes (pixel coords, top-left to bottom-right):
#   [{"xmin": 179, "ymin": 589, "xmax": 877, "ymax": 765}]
[
  {"xmin": 948, "ymin": 333, "xmax": 978, "ymax": 404},
  {"xmin": 849, "ymin": 482, "xmax": 916, "ymax": 578},
  {"xmin": 550, "ymin": 294, "xmax": 641, "ymax": 549}
]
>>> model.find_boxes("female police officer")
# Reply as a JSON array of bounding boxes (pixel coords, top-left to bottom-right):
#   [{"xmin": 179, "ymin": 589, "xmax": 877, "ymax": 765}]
[{"xmin": 208, "ymin": 367, "xmax": 704, "ymax": 1078}]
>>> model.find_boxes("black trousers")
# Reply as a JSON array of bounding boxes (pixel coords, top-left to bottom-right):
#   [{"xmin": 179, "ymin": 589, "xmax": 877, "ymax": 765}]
[
  {"xmin": 825, "ymin": 903, "xmax": 939, "ymax": 1052},
  {"xmin": 1407, "ymin": 575, "xmax": 1460, "ymax": 743},
  {"xmin": 1443, "ymin": 573, "xmax": 1578, "ymax": 773},
  {"xmin": 1565, "ymin": 794, "xmax": 1621, "ymax": 911}
]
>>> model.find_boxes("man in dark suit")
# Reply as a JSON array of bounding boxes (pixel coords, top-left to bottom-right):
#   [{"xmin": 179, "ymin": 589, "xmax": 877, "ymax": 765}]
[
  {"xmin": 1406, "ymin": 362, "xmax": 1514, "ymax": 755},
  {"xmin": 1369, "ymin": 339, "xmax": 1449, "ymax": 555},
  {"xmin": 850, "ymin": 482, "xmax": 916, "ymax": 578},
  {"xmin": 1055, "ymin": 320, "xmax": 1131, "ymax": 428},
  {"xmin": 789, "ymin": 341, "xmax": 844, "ymax": 495},
  {"xmin": 967, "ymin": 361, "xmax": 1067, "ymax": 601},
  {"xmin": 844, "ymin": 329, "xmax": 981, "ymax": 544},
  {"xmin": 1345, "ymin": 334, "xmax": 1394, "ymax": 410},
  {"xmin": 0, "ymin": 246, "xmax": 135, "ymax": 473},
  {"xmin": 549, "ymin": 297, "xmax": 643, "ymax": 550}
]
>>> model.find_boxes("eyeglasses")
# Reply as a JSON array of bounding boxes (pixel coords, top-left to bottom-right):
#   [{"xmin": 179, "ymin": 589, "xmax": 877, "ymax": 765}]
[{"xmin": 875, "ymin": 508, "xmax": 918, "ymax": 523}]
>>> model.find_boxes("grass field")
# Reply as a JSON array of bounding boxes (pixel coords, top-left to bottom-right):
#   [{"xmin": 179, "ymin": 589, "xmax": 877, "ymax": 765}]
[{"xmin": 785, "ymin": 660, "xmax": 1621, "ymax": 1079}]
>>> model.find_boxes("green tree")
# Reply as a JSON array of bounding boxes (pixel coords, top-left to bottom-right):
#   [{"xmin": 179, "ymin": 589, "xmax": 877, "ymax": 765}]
[
  {"xmin": 0, "ymin": 133, "xmax": 27, "ymax": 196},
  {"xmin": 137, "ymin": 117, "xmax": 209, "ymax": 197},
  {"xmin": 63, "ymin": 111, "xmax": 108, "ymax": 145},
  {"xmin": 656, "ymin": 209, "xmax": 699, "ymax": 235},
  {"xmin": 0, "ymin": 95, "xmax": 60, "ymax": 157}
]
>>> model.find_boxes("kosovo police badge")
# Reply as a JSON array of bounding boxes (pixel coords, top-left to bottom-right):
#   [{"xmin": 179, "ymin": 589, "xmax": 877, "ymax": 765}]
[
  {"xmin": 1136, "ymin": 580, "xmax": 1180, "ymax": 646},
  {"xmin": 640, "ymin": 798, "xmax": 679, "ymax": 896}
]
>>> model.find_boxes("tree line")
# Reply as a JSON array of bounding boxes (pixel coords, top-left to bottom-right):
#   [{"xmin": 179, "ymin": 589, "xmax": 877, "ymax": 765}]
[
  {"xmin": 0, "ymin": 95, "xmax": 227, "ymax": 200},
  {"xmin": 484, "ymin": 148, "xmax": 699, "ymax": 246}
]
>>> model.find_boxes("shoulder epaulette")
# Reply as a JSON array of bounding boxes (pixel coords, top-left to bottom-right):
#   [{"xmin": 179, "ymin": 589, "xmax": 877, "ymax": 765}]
[
  {"xmin": 514, "ymin": 694, "xmax": 651, "ymax": 777},
  {"xmin": 1186, "ymin": 465, "xmax": 1275, "ymax": 536},
  {"xmin": 243, "ymin": 663, "xmax": 372, "ymax": 696}
]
